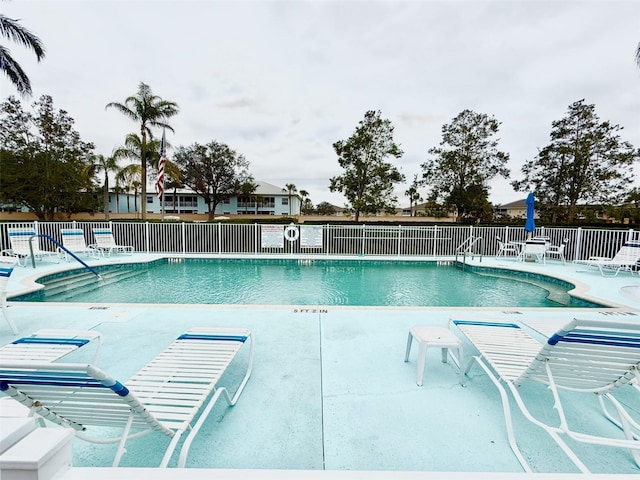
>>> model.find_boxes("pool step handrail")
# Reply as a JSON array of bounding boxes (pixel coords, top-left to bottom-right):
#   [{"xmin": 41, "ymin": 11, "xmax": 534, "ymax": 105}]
[
  {"xmin": 455, "ymin": 236, "xmax": 484, "ymax": 268},
  {"xmin": 27, "ymin": 234, "xmax": 101, "ymax": 278}
]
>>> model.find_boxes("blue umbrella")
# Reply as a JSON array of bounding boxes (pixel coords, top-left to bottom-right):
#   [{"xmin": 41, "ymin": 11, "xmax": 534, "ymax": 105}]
[{"xmin": 525, "ymin": 192, "xmax": 536, "ymax": 236}]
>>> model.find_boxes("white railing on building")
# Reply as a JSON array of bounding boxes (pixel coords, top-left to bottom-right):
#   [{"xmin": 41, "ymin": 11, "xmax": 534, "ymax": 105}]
[{"xmin": 0, "ymin": 221, "xmax": 637, "ymax": 262}]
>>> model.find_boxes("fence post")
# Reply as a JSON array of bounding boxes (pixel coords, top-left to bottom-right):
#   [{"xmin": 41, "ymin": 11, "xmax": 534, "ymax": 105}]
[
  {"xmin": 574, "ymin": 227, "xmax": 582, "ymax": 262},
  {"xmin": 361, "ymin": 224, "xmax": 366, "ymax": 256},
  {"xmin": 181, "ymin": 222, "xmax": 186, "ymax": 255},
  {"xmin": 145, "ymin": 222, "xmax": 150, "ymax": 254},
  {"xmin": 432, "ymin": 225, "xmax": 438, "ymax": 256}
]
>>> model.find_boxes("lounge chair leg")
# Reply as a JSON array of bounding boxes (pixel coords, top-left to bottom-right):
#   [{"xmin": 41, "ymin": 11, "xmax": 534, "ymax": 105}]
[
  {"xmin": 113, "ymin": 413, "xmax": 134, "ymax": 467},
  {"xmin": 473, "ymin": 357, "xmax": 532, "ymax": 473}
]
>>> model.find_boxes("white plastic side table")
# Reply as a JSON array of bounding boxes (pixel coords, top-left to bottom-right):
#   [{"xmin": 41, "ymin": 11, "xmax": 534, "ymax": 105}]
[{"xmin": 404, "ymin": 325, "xmax": 465, "ymax": 386}]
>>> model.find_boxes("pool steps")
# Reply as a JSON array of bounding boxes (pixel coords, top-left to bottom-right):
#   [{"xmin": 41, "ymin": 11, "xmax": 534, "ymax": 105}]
[{"xmin": 40, "ymin": 269, "xmax": 145, "ymax": 301}]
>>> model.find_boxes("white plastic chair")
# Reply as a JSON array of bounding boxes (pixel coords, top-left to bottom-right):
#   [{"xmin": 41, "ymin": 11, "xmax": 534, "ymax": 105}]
[
  {"xmin": 90, "ymin": 228, "xmax": 134, "ymax": 256},
  {"xmin": 59, "ymin": 228, "xmax": 101, "ymax": 261},
  {"xmin": 576, "ymin": 241, "xmax": 640, "ymax": 276},
  {"xmin": 546, "ymin": 238, "xmax": 568, "ymax": 264},
  {"xmin": 0, "ymin": 327, "xmax": 253, "ymax": 468},
  {"xmin": 495, "ymin": 236, "xmax": 519, "ymax": 258},
  {"xmin": 0, "ymin": 329, "xmax": 102, "ymax": 364},
  {"xmin": 450, "ymin": 318, "xmax": 640, "ymax": 473},
  {"xmin": 3, "ymin": 228, "xmax": 59, "ymax": 267}
]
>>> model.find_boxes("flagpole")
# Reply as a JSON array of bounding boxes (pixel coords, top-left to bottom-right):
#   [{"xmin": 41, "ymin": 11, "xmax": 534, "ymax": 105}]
[{"xmin": 161, "ymin": 178, "xmax": 166, "ymax": 217}]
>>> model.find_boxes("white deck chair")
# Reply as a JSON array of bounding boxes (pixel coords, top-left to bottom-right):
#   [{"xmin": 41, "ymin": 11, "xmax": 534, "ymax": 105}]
[
  {"xmin": 3, "ymin": 228, "xmax": 59, "ymax": 267},
  {"xmin": 495, "ymin": 236, "xmax": 519, "ymax": 258},
  {"xmin": 0, "ymin": 256, "xmax": 18, "ymax": 334},
  {"xmin": 90, "ymin": 228, "xmax": 134, "ymax": 256},
  {"xmin": 59, "ymin": 228, "xmax": 100, "ymax": 261},
  {"xmin": 449, "ymin": 318, "xmax": 640, "ymax": 473},
  {"xmin": 0, "ymin": 329, "xmax": 102, "ymax": 364},
  {"xmin": 545, "ymin": 238, "xmax": 568, "ymax": 264},
  {"xmin": 576, "ymin": 241, "xmax": 640, "ymax": 277},
  {"xmin": 0, "ymin": 327, "xmax": 253, "ymax": 468}
]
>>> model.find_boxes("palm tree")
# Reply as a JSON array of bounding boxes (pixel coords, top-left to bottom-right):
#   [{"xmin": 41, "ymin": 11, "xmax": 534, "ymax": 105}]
[
  {"xmin": 239, "ymin": 179, "xmax": 258, "ymax": 214},
  {"xmin": 115, "ymin": 163, "xmax": 142, "ymax": 214},
  {"xmin": 285, "ymin": 183, "xmax": 297, "ymax": 215},
  {"xmin": 299, "ymin": 189, "xmax": 309, "ymax": 214},
  {"xmin": 94, "ymin": 154, "xmax": 119, "ymax": 220},
  {"xmin": 0, "ymin": 15, "xmax": 45, "ymax": 96},
  {"xmin": 106, "ymin": 83, "xmax": 178, "ymax": 220},
  {"xmin": 405, "ymin": 174, "xmax": 423, "ymax": 216}
]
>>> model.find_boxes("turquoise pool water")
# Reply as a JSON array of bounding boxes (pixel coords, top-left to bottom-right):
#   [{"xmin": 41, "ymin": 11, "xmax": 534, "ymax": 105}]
[{"xmin": 14, "ymin": 258, "xmax": 589, "ymax": 307}]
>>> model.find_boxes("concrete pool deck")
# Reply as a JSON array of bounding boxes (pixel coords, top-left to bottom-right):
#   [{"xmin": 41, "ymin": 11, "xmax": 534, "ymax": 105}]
[{"xmin": 1, "ymin": 254, "xmax": 639, "ymax": 478}]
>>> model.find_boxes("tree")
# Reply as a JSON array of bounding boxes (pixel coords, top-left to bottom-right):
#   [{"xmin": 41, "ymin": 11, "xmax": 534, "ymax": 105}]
[
  {"xmin": 93, "ymin": 153, "xmax": 118, "ymax": 220},
  {"xmin": 421, "ymin": 109, "xmax": 509, "ymax": 223},
  {"xmin": 239, "ymin": 179, "xmax": 258, "ymax": 214},
  {"xmin": 0, "ymin": 95, "xmax": 97, "ymax": 220},
  {"xmin": 285, "ymin": 183, "xmax": 297, "ymax": 215},
  {"xmin": 636, "ymin": 41, "xmax": 640, "ymax": 69},
  {"xmin": 512, "ymin": 99, "xmax": 639, "ymax": 223},
  {"xmin": 115, "ymin": 163, "xmax": 142, "ymax": 214},
  {"xmin": 316, "ymin": 201, "xmax": 336, "ymax": 216},
  {"xmin": 405, "ymin": 174, "xmax": 423, "ymax": 216},
  {"xmin": 173, "ymin": 141, "xmax": 252, "ymax": 221},
  {"xmin": 0, "ymin": 15, "xmax": 45, "ymax": 96},
  {"xmin": 330, "ymin": 110, "xmax": 404, "ymax": 221},
  {"xmin": 106, "ymin": 82, "xmax": 178, "ymax": 220},
  {"xmin": 298, "ymin": 189, "xmax": 311, "ymax": 214}
]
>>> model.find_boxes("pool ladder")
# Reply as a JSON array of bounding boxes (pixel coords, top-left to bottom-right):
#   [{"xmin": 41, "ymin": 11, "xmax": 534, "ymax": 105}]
[
  {"xmin": 455, "ymin": 236, "xmax": 484, "ymax": 270},
  {"xmin": 298, "ymin": 259, "xmax": 315, "ymax": 265}
]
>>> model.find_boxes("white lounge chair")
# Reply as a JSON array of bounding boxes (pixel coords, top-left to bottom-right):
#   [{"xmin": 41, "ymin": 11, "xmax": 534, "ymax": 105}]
[
  {"xmin": 545, "ymin": 238, "xmax": 568, "ymax": 264},
  {"xmin": 0, "ymin": 256, "xmax": 18, "ymax": 334},
  {"xmin": 495, "ymin": 236, "xmax": 519, "ymax": 258},
  {"xmin": 90, "ymin": 227, "xmax": 134, "ymax": 256},
  {"xmin": 450, "ymin": 318, "xmax": 640, "ymax": 473},
  {"xmin": 0, "ymin": 329, "xmax": 102, "ymax": 364},
  {"xmin": 2, "ymin": 228, "xmax": 59, "ymax": 267},
  {"xmin": 0, "ymin": 327, "xmax": 253, "ymax": 468},
  {"xmin": 576, "ymin": 241, "xmax": 640, "ymax": 276},
  {"xmin": 59, "ymin": 228, "xmax": 100, "ymax": 261}
]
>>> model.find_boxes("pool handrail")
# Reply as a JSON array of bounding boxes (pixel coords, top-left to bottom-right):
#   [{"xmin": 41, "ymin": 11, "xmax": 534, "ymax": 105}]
[{"xmin": 28, "ymin": 234, "xmax": 101, "ymax": 278}]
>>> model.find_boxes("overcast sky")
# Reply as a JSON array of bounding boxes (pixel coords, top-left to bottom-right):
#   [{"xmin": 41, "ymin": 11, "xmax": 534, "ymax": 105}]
[{"xmin": 2, "ymin": 0, "xmax": 639, "ymax": 208}]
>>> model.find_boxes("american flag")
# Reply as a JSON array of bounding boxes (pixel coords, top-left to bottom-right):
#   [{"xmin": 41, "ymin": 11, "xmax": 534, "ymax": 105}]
[{"xmin": 156, "ymin": 128, "xmax": 166, "ymax": 200}]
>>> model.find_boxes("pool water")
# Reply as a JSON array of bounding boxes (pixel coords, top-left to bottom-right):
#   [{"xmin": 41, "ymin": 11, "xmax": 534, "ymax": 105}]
[{"xmin": 17, "ymin": 259, "xmax": 580, "ymax": 307}]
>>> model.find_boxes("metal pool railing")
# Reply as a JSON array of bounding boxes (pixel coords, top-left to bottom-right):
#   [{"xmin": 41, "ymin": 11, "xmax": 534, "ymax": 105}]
[{"xmin": 0, "ymin": 221, "xmax": 637, "ymax": 262}]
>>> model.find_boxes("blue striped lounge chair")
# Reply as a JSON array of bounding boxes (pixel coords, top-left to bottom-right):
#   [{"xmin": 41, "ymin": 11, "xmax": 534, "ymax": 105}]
[
  {"xmin": 0, "ymin": 329, "xmax": 102, "ymax": 364},
  {"xmin": 3, "ymin": 228, "xmax": 59, "ymax": 267},
  {"xmin": 59, "ymin": 228, "xmax": 100, "ymax": 261},
  {"xmin": 0, "ymin": 327, "xmax": 253, "ymax": 467},
  {"xmin": 90, "ymin": 228, "xmax": 134, "ymax": 256},
  {"xmin": 449, "ymin": 318, "xmax": 640, "ymax": 473},
  {"xmin": 0, "ymin": 256, "xmax": 18, "ymax": 334}
]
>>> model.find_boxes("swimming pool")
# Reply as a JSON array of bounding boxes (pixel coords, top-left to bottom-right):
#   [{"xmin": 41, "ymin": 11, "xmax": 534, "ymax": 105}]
[{"xmin": 14, "ymin": 258, "xmax": 595, "ymax": 308}]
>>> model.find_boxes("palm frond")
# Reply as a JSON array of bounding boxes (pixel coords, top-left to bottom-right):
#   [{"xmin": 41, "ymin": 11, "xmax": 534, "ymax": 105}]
[
  {"xmin": 0, "ymin": 15, "xmax": 45, "ymax": 60},
  {"xmin": 0, "ymin": 45, "xmax": 32, "ymax": 95},
  {"xmin": 104, "ymin": 102, "xmax": 139, "ymax": 121}
]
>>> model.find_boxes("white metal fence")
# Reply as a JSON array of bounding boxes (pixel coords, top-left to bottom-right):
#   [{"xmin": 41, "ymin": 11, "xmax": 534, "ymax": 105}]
[{"xmin": 0, "ymin": 221, "xmax": 637, "ymax": 262}]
